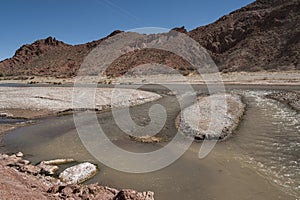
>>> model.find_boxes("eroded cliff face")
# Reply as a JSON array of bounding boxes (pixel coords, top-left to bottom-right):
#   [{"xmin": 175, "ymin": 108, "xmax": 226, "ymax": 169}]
[
  {"xmin": 189, "ymin": 0, "xmax": 300, "ymax": 72},
  {"xmin": 0, "ymin": 0, "xmax": 299, "ymax": 77},
  {"xmin": 0, "ymin": 31, "xmax": 122, "ymax": 77}
]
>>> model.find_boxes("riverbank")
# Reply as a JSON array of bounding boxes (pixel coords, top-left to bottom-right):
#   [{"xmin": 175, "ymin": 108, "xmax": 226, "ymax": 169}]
[
  {"xmin": 0, "ymin": 71, "xmax": 299, "ymax": 85},
  {"xmin": 0, "ymin": 152, "xmax": 154, "ymax": 200},
  {"xmin": 0, "ymin": 86, "xmax": 161, "ymax": 136},
  {"xmin": 0, "ymin": 87, "xmax": 161, "ymax": 114}
]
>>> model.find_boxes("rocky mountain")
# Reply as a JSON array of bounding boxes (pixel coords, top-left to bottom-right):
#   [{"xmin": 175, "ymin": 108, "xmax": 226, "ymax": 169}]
[
  {"xmin": 189, "ymin": 0, "xmax": 300, "ymax": 72},
  {"xmin": 0, "ymin": 31, "xmax": 122, "ymax": 77},
  {"xmin": 0, "ymin": 0, "xmax": 299, "ymax": 77}
]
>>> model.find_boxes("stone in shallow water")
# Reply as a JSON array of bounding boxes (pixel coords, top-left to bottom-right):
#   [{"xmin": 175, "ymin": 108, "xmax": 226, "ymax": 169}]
[
  {"xmin": 59, "ymin": 162, "xmax": 97, "ymax": 184},
  {"xmin": 177, "ymin": 93, "xmax": 245, "ymax": 140},
  {"xmin": 16, "ymin": 152, "xmax": 24, "ymax": 157}
]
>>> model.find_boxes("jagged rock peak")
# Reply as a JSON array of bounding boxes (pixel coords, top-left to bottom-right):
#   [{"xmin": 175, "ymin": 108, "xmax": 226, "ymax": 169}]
[
  {"xmin": 35, "ymin": 36, "xmax": 66, "ymax": 46},
  {"xmin": 172, "ymin": 26, "xmax": 187, "ymax": 33},
  {"xmin": 108, "ymin": 30, "xmax": 123, "ymax": 37}
]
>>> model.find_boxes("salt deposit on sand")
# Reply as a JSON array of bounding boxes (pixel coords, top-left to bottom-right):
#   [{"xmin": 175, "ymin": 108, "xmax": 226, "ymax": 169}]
[{"xmin": 0, "ymin": 87, "xmax": 161, "ymax": 114}]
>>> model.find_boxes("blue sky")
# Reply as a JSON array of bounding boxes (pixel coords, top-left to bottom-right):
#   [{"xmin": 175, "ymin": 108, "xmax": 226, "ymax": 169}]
[{"xmin": 0, "ymin": 0, "xmax": 254, "ymax": 61}]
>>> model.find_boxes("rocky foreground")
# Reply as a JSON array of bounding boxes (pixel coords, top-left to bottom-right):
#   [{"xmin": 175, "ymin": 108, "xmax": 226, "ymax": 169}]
[
  {"xmin": 177, "ymin": 93, "xmax": 245, "ymax": 140},
  {"xmin": 0, "ymin": 153, "xmax": 154, "ymax": 200}
]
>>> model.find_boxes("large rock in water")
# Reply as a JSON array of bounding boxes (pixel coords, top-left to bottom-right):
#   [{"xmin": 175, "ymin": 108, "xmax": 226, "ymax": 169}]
[
  {"xmin": 59, "ymin": 162, "xmax": 97, "ymax": 184},
  {"xmin": 177, "ymin": 93, "xmax": 245, "ymax": 140}
]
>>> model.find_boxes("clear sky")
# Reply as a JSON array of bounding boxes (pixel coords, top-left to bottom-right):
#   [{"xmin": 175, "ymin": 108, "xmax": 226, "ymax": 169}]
[{"xmin": 0, "ymin": 0, "xmax": 254, "ymax": 61}]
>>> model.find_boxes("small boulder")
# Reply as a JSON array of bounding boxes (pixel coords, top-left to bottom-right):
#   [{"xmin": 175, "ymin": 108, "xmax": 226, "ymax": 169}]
[
  {"xmin": 4, "ymin": 155, "xmax": 23, "ymax": 167},
  {"xmin": 114, "ymin": 190, "xmax": 154, "ymax": 200},
  {"xmin": 20, "ymin": 165, "xmax": 41, "ymax": 175},
  {"xmin": 16, "ymin": 152, "xmax": 24, "ymax": 157},
  {"xmin": 59, "ymin": 162, "xmax": 97, "ymax": 184},
  {"xmin": 19, "ymin": 159, "xmax": 30, "ymax": 165},
  {"xmin": 0, "ymin": 154, "xmax": 9, "ymax": 159},
  {"xmin": 38, "ymin": 162, "xmax": 59, "ymax": 175}
]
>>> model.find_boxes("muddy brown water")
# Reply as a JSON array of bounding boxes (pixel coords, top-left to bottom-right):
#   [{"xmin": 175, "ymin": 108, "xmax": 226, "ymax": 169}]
[{"xmin": 0, "ymin": 84, "xmax": 299, "ymax": 200}]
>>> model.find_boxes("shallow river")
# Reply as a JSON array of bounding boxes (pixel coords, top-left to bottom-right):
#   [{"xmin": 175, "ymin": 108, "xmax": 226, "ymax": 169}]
[{"xmin": 1, "ymin": 84, "xmax": 299, "ymax": 200}]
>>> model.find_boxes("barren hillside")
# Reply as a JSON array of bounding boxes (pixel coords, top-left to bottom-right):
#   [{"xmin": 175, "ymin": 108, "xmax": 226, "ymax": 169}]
[{"xmin": 0, "ymin": 0, "xmax": 299, "ymax": 77}]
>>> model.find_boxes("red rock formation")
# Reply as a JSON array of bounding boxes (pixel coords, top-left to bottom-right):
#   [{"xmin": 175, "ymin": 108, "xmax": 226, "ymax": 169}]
[{"xmin": 188, "ymin": 0, "xmax": 300, "ymax": 72}]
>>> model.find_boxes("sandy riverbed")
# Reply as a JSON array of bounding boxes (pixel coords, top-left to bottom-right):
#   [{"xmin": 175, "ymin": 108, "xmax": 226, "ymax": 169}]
[
  {"xmin": 0, "ymin": 87, "xmax": 161, "ymax": 113},
  {"xmin": 0, "ymin": 87, "xmax": 161, "ymax": 136},
  {"xmin": 0, "ymin": 71, "xmax": 299, "ymax": 85}
]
